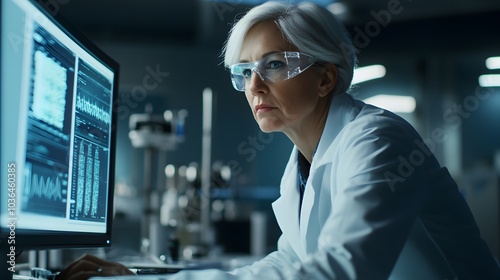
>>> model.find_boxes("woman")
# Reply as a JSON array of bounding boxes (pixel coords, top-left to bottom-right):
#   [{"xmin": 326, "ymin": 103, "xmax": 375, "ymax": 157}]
[{"xmin": 58, "ymin": 2, "xmax": 499, "ymax": 279}]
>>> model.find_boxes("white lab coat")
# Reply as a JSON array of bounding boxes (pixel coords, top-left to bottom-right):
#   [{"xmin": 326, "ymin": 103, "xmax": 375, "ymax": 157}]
[{"xmin": 170, "ymin": 93, "xmax": 499, "ymax": 279}]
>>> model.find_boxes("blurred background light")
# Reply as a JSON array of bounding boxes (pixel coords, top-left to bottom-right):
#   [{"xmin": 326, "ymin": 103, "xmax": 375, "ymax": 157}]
[
  {"xmin": 352, "ymin": 65, "xmax": 386, "ymax": 85},
  {"xmin": 479, "ymin": 74, "xmax": 500, "ymax": 87},
  {"xmin": 363, "ymin": 94, "xmax": 416, "ymax": 113},
  {"xmin": 327, "ymin": 2, "xmax": 348, "ymax": 15},
  {"xmin": 486, "ymin": 56, "xmax": 500, "ymax": 70}
]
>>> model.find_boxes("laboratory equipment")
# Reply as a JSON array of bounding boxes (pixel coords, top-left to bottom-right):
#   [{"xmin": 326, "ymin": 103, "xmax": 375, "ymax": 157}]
[{"xmin": 129, "ymin": 105, "xmax": 186, "ymax": 258}]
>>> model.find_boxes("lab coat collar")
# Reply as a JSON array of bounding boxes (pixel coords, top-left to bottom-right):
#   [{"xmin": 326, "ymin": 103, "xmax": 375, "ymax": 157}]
[
  {"xmin": 313, "ymin": 92, "xmax": 360, "ymax": 167},
  {"xmin": 273, "ymin": 93, "xmax": 362, "ymax": 260}
]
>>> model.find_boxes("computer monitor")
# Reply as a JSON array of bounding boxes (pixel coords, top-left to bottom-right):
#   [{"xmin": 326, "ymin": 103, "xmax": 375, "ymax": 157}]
[{"xmin": 0, "ymin": 0, "xmax": 119, "ymax": 276}]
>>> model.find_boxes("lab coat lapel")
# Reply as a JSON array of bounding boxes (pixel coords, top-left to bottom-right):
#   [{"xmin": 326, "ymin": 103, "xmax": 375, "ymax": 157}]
[
  {"xmin": 272, "ymin": 148, "xmax": 307, "ymax": 260},
  {"xmin": 273, "ymin": 93, "xmax": 362, "ymax": 259},
  {"xmin": 316, "ymin": 93, "xmax": 360, "ymax": 161},
  {"xmin": 299, "ymin": 93, "xmax": 361, "ymax": 254},
  {"xmin": 299, "ymin": 171, "xmax": 318, "ymax": 254}
]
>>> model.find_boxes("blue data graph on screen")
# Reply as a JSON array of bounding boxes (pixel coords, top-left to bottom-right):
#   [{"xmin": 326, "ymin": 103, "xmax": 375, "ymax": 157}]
[
  {"xmin": 29, "ymin": 23, "xmax": 75, "ymax": 137},
  {"xmin": 69, "ymin": 139, "xmax": 108, "ymax": 222},
  {"xmin": 76, "ymin": 95, "xmax": 110, "ymax": 124},
  {"xmin": 74, "ymin": 60, "xmax": 112, "ymax": 147},
  {"xmin": 21, "ymin": 22, "xmax": 76, "ymax": 217},
  {"xmin": 68, "ymin": 59, "xmax": 112, "ymax": 222},
  {"xmin": 22, "ymin": 162, "xmax": 68, "ymax": 217},
  {"xmin": 21, "ymin": 22, "xmax": 112, "ymax": 223}
]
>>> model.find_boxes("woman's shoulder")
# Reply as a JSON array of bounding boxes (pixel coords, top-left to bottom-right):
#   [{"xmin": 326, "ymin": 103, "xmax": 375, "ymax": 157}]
[
  {"xmin": 327, "ymin": 93, "xmax": 419, "ymax": 139},
  {"xmin": 345, "ymin": 100, "xmax": 420, "ymax": 141},
  {"xmin": 316, "ymin": 94, "xmax": 426, "ymax": 165},
  {"xmin": 325, "ymin": 100, "xmax": 424, "ymax": 159}
]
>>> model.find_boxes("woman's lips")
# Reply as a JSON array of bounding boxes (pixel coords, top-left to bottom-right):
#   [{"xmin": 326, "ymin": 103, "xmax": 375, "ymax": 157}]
[{"xmin": 255, "ymin": 104, "xmax": 275, "ymax": 113}]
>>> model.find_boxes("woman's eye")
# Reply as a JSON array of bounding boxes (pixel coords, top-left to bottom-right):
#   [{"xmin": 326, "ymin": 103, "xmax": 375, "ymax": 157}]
[
  {"xmin": 242, "ymin": 69, "xmax": 252, "ymax": 78},
  {"xmin": 267, "ymin": 61, "xmax": 284, "ymax": 69}
]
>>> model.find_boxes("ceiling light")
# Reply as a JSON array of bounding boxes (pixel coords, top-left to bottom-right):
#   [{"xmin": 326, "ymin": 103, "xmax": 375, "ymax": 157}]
[
  {"xmin": 478, "ymin": 74, "xmax": 500, "ymax": 87},
  {"xmin": 352, "ymin": 65, "xmax": 386, "ymax": 85},
  {"xmin": 327, "ymin": 2, "xmax": 348, "ymax": 15},
  {"xmin": 363, "ymin": 94, "xmax": 416, "ymax": 113},
  {"xmin": 485, "ymin": 57, "xmax": 500, "ymax": 70}
]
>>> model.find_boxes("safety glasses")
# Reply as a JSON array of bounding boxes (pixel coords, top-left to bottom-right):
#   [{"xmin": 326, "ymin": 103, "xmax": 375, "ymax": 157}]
[{"xmin": 229, "ymin": 51, "xmax": 318, "ymax": 92}]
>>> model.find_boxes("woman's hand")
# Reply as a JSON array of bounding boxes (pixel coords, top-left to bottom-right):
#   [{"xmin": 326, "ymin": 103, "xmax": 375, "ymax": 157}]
[{"xmin": 56, "ymin": 254, "xmax": 135, "ymax": 280}]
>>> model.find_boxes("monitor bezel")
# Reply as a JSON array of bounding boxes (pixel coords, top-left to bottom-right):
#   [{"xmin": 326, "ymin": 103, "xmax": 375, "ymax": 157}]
[{"xmin": 0, "ymin": 0, "xmax": 119, "ymax": 250}]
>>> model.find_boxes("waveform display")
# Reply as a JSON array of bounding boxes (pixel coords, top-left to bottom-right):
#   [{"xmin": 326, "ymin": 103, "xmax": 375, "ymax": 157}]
[
  {"xmin": 30, "ymin": 173, "xmax": 63, "ymax": 200},
  {"xmin": 76, "ymin": 95, "xmax": 110, "ymax": 124},
  {"xmin": 22, "ymin": 162, "xmax": 68, "ymax": 217},
  {"xmin": 24, "ymin": 162, "xmax": 63, "ymax": 201},
  {"xmin": 32, "ymin": 50, "xmax": 68, "ymax": 130}
]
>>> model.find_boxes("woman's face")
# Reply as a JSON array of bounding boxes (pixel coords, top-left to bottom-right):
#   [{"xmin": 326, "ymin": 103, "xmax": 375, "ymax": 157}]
[{"xmin": 239, "ymin": 21, "xmax": 326, "ymax": 134}]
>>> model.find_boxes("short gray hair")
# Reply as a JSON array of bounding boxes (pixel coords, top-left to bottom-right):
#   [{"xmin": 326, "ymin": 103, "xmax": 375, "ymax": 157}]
[{"xmin": 222, "ymin": 1, "xmax": 357, "ymax": 96}]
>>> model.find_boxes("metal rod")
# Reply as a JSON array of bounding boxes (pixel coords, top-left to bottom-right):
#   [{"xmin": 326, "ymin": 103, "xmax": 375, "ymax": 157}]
[
  {"xmin": 200, "ymin": 88, "xmax": 213, "ymax": 246},
  {"xmin": 141, "ymin": 148, "xmax": 153, "ymax": 254}
]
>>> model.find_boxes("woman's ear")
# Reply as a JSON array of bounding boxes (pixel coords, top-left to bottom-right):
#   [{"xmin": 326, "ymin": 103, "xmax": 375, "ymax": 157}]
[{"xmin": 318, "ymin": 64, "xmax": 338, "ymax": 97}]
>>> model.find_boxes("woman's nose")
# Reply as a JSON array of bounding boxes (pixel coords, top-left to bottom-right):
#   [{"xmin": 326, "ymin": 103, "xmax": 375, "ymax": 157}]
[{"xmin": 247, "ymin": 69, "xmax": 267, "ymax": 94}]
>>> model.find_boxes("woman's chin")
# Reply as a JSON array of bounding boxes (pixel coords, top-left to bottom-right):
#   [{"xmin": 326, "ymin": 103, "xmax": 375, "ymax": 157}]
[
  {"xmin": 257, "ymin": 121, "xmax": 281, "ymax": 133},
  {"xmin": 259, "ymin": 127, "xmax": 274, "ymax": 133}
]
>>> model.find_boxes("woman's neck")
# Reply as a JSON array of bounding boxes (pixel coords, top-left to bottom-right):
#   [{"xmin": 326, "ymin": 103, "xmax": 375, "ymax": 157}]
[{"xmin": 284, "ymin": 96, "xmax": 331, "ymax": 163}]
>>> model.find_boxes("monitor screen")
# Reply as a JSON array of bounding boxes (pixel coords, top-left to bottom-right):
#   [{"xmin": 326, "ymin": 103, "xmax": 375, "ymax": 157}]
[{"xmin": 0, "ymin": 0, "xmax": 119, "ymax": 250}]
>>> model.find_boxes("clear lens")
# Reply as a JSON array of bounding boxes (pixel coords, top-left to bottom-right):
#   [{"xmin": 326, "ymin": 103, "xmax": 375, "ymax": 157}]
[{"xmin": 229, "ymin": 52, "xmax": 316, "ymax": 92}]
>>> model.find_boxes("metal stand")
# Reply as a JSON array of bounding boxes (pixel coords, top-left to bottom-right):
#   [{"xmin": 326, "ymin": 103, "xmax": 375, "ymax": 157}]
[
  {"xmin": 141, "ymin": 148, "xmax": 154, "ymax": 254},
  {"xmin": 129, "ymin": 104, "xmax": 186, "ymax": 257}
]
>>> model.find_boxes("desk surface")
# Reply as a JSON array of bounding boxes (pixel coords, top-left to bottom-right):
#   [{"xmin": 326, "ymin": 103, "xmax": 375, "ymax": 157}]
[
  {"xmin": 91, "ymin": 276, "xmax": 172, "ymax": 280},
  {"xmin": 104, "ymin": 253, "xmax": 262, "ymax": 279}
]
